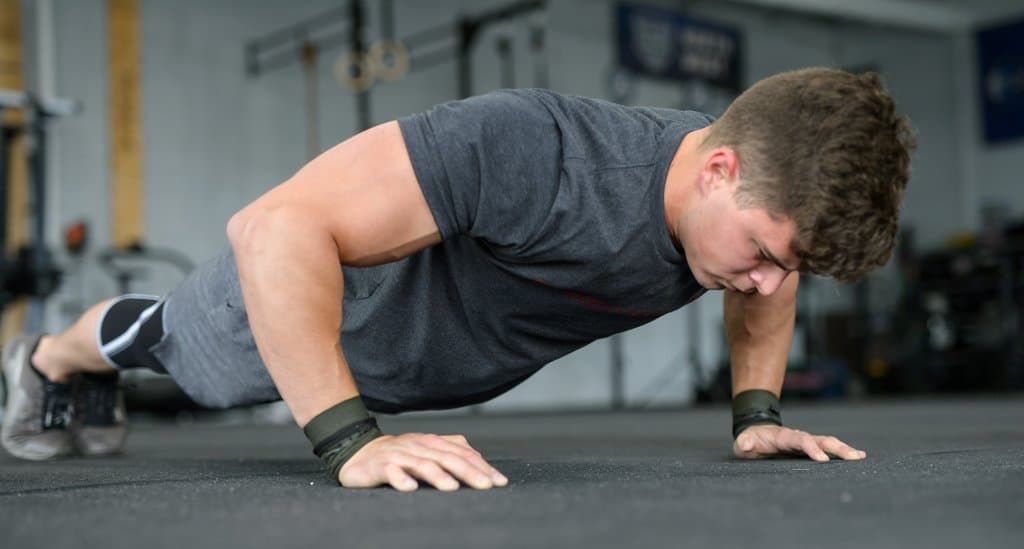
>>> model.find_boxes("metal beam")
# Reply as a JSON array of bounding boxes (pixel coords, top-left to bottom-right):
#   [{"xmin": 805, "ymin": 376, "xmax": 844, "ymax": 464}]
[
  {"xmin": 0, "ymin": 89, "xmax": 78, "ymax": 116},
  {"xmin": 721, "ymin": 0, "xmax": 967, "ymax": 32}
]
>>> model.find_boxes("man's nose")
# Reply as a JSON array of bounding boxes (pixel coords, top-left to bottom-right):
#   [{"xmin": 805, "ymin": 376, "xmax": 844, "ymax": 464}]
[{"xmin": 750, "ymin": 267, "xmax": 787, "ymax": 296}]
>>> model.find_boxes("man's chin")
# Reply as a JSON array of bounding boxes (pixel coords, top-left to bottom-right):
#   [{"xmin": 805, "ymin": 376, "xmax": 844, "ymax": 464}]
[
  {"xmin": 685, "ymin": 259, "xmax": 721, "ymax": 290},
  {"xmin": 696, "ymin": 273, "xmax": 724, "ymax": 291}
]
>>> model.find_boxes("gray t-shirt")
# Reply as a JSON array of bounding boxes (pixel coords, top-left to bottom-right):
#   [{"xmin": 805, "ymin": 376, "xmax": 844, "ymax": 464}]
[{"xmin": 343, "ymin": 89, "xmax": 712, "ymax": 413}]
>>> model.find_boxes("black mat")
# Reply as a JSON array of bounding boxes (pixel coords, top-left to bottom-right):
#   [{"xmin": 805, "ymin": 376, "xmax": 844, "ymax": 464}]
[{"xmin": 2, "ymin": 396, "xmax": 1022, "ymax": 549}]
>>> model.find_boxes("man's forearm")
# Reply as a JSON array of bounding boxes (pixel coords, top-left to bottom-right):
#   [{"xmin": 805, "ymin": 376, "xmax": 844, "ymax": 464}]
[
  {"xmin": 724, "ymin": 274, "xmax": 799, "ymax": 397},
  {"xmin": 227, "ymin": 207, "xmax": 359, "ymax": 427}
]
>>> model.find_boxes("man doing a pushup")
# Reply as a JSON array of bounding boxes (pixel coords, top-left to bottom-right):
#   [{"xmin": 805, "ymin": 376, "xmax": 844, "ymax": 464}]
[{"xmin": 2, "ymin": 67, "xmax": 915, "ymax": 492}]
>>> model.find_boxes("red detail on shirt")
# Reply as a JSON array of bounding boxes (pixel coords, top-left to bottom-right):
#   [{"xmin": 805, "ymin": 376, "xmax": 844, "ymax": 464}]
[{"xmin": 531, "ymin": 277, "xmax": 668, "ymax": 319}]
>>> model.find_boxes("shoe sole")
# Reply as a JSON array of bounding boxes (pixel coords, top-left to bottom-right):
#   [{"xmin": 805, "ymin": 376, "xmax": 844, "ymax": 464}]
[{"xmin": 74, "ymin": 392, "xmax": 128, "ymax": 456}]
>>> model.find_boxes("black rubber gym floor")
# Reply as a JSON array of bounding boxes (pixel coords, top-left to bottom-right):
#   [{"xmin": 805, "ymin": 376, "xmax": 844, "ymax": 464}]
[{"xmin": 1, "ymin": 396, "xmax": 1021, "ymax": 549}]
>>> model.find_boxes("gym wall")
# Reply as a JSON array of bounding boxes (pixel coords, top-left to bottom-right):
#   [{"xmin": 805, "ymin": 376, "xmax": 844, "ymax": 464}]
[{"xmin": 15, "ymin": 0, "xmax": 1018, "ymax": 412}]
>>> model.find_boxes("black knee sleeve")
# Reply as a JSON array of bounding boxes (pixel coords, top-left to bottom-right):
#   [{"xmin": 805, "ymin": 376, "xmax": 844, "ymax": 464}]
[{"xmin": 97, "ymin": 295, "xmax": 167, "ymax": 373}]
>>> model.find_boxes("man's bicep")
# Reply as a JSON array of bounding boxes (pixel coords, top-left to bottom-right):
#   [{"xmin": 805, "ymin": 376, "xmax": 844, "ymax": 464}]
[{"xmin": 236, "ymin": 120, "xmax": 441, "ymax": 266}]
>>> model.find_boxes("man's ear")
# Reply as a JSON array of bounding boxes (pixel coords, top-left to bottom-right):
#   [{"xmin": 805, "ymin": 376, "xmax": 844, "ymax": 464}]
[{"xmin": 699, "ymin": 147, "xmax": 740, "ymax": 196}]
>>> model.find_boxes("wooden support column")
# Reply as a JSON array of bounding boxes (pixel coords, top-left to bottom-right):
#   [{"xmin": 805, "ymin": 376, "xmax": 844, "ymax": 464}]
[
  {"xmin": 1, "ymin": 0, "xmax": 27, "ymax": 341},
  {"xmin": 108, "ymin": 0, "xmax": 143, "ymax": 248}
]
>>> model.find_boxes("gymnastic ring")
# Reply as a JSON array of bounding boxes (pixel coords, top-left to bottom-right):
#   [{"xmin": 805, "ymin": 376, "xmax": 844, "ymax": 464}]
[
  {"xmin": 369, "ymin": 40, "xmax": 410, "ymax": 82},
  {"xmin": 333, "ymin": 50, "xmax": 375, "ymax": 93}
]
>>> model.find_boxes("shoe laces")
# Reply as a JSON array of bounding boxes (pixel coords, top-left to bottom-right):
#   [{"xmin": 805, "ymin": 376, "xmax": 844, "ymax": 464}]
[
  {"xmin": 78, "ymin": 374, "xmax": 119, "ymax": 426},
  {"xmin": 41, "ymin": 378, "xmax": 74, "ymax": 430}
]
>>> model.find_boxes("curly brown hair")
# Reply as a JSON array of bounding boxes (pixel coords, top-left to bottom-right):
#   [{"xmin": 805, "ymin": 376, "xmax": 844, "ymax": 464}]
[{"xmin": 702, "ymin": 67, "xmax": 917, "ymax": 283}]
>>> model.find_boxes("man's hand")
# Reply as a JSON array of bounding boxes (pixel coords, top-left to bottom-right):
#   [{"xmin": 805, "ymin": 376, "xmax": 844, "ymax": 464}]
[
  {"xmin": 337, "ymin": 433, "xmax": 508, "ymax": 492},
  {"xmin": 732, "ymin": 424, "xmax": 867, "ymax": 462}
]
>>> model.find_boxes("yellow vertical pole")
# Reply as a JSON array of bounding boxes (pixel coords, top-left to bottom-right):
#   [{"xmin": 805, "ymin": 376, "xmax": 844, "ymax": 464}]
[
  {"xmin": 108, "ymin": 0, "xmax": 143, "ymax": 249},
  {"xmin": 0, "ymin": 0, "xmax": 27, "ymax": 343}
]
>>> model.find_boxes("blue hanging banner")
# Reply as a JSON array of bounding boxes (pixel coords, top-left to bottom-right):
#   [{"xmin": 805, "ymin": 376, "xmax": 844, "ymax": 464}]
[
  {"xmin": 977, "ymin": 17, "xmax": 1024, "ymax": 144},
  {"xmin": 616, "ymin": 3, "xmax": 743, "ymax": 92}
]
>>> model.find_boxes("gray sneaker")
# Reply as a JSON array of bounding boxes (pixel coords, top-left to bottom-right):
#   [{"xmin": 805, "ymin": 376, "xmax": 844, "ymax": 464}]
[
  {"xmin": 72, "ymin": 372, "xmax": 127, "ymax": 456},
  {"xmin": 1, "ymin": 334, "xmax": 76, "ymax": 460}
]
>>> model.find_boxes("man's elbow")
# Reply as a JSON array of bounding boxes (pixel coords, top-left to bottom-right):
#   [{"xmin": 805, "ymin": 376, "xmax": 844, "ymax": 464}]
[
  {"xmin": 227, "ymin": 206, "xmax": 340, "ymax": 263},
  {"xmin": 226, "ymin": 203, "xmax": 284, "ymax": 246},
  {"xmin": 226, "ymin": 207, "xmax": 281, "ymax": 251},
  {"xmin": 227, "ymin": 209, "xmax": 266, "ymax": 251},
  {"xmin": 226, "ymin": 211, "xmax": 248, "ymax": 246}
]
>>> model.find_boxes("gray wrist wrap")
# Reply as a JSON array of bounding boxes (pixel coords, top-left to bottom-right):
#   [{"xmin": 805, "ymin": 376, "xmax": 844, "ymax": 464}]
[
  {"xmin": 732, "ymin": 389, "xmax": 782, "ymax": 438},
  {"xmin": 303, "ymin": 396, "xmax": 384, "ymax": 483}
]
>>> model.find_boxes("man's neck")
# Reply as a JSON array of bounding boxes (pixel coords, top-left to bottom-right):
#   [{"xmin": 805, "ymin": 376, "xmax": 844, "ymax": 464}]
[{"xmin": 663, "ymin": 126, "xmax": 710, "ymax": 250}]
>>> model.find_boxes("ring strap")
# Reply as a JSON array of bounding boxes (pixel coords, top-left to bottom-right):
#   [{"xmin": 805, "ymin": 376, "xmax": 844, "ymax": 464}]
[
  {"xmin": 303, "ymin": 396, "xmax": 384, "ymax": 483},
  {"xmin": 732, "ymin": 389, "xmax": 782, "ymax": 438}
]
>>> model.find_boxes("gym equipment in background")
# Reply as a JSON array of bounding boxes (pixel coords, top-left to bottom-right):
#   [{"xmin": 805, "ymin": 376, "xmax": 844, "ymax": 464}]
[
  {"xmin": 244, "ymin": 0, "xmax": 548, "ymax": 147},
  {"xmin": 0, "ymin": 89, "xmax": 78, "ymax": 421},
  {"xmin": 0, "ymin": 89, "xmax": 78, "ymax": 329}
]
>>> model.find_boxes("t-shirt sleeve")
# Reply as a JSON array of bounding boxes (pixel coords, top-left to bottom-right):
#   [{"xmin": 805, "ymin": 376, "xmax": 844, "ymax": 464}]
[{"xmin": 397, "ymin": 90, "xmax": 562, "ymax": 248}]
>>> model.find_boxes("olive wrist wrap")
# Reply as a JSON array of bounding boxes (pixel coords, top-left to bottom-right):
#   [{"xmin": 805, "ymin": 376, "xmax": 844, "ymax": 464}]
[
  {"xmin": 732, "ymin": 389, "xmax": 782, "ymax": 439},
  {"xmin": 303, "ymin": 396, "xmax": 384, "ymax": 483}
]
